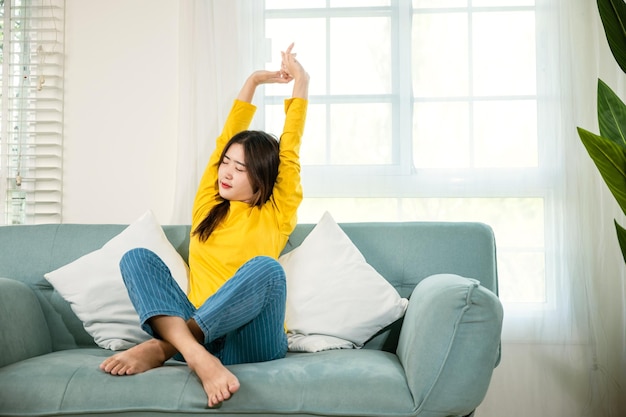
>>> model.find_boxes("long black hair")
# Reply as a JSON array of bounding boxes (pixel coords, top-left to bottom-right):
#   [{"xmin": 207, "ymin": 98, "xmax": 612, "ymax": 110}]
[{"xmin": 193, "ymin": 130, "xmax": 280, "ymax": 242}]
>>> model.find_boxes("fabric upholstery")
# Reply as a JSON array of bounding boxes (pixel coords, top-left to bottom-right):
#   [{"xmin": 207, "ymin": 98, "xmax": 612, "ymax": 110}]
[
  {"xmin": 0, "ymin": 278, "xmax": 52, "ymax": 368},
  {"xmin": 0, "ymin": 221, "xmax": 502, "ymax": 417},
  {"xmin": 0, "ymin": 349, "xmax": 414, "ymax": 416},
  {"xmin": 397, "ymin": 274, "xmax": 504, "ymax": 415}
]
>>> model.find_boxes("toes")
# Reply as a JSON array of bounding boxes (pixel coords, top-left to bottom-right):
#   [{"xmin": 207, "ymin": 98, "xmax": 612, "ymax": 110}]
[
  {"xmin": 207, "ymin": 382, "xmax": 238, "ymax": 407},
  {"xmin": 100, "ymin": 361, "xmax": 114, "ymax": 373},
  {"xmin": 206, "ymin": 383, "xmax": 237, "ymax": 408},
  {"xmin": 99, "ymin": 358, "xmax": 113, "ymax": 371},
  {"xmin": 229, "ymin": 380, "xmax": 241, "ymax": 393},
  {"xmin": 100, "ymin": 356, "xmax": 126, "ymax": 375},
  {"xmin": 220, "ymin": 388, "xmax": 231, "ymax": 402},
  {"xmin": 105, "ymin": 360, "xmax": 128, "ymax": 376},
  {"xmin": 208, "ymin": 395, "xmax": 222, "ymax": 408},
  {"xmin": 109, "ymin": 364, "xmax": 122, "ymax": 375}
]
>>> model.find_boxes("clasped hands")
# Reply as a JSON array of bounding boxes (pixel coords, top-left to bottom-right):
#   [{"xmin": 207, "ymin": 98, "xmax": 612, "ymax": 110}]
[{"xmin": 252, "ymin": 43, "xmax": 306, "ymax": 86}]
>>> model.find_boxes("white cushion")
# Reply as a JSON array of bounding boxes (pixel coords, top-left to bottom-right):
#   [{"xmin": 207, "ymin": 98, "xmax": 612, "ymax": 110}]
[
  {"xmin": 45, "ymin": 210, "xmax": 189, "ymax": 351},
  {"xmin": 280, "ymin": 211, "xmax": 408, "ymax": 352}
]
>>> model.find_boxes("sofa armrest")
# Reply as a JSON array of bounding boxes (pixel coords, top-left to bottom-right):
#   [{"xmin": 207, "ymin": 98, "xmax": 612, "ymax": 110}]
[
  {"xmin": 0, "ymin": 278, "xmax": 52, "ymax": 368},
  {"xmin": 396, "ymin": 274, "xmax": 503, "ymax": 415}
]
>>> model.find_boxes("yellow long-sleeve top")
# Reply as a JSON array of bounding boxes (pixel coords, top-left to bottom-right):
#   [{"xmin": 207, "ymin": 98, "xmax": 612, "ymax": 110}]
[{"xmin": 187, "ymin": 97, "xmax": 307, "ymax": 308}]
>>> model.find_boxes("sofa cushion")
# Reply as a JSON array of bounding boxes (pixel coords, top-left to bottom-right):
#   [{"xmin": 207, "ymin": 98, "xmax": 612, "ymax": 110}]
[
  {"xmin": 44, "ymin": 210, "xmax": 189, "ymax": 351},
  {"xmin": 0, "ymin": 278, "xmax": 52, "ymax": 367},
  {"xmin": 0, "ymin": 348, "xmax": 415, "ymax": 416},
  {"xmin": 280, "ymin": 211, "xmax": 409, "ymax": 352},
  {"xmin": 397, "ymin": 274, "xmax": 503, "ymax": 414}
]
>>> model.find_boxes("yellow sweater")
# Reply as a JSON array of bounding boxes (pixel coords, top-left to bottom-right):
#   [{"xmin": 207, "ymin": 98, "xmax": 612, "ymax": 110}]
[{"xmin": 187, "ymin": 98, "xmax": 307, "ymax": 308}]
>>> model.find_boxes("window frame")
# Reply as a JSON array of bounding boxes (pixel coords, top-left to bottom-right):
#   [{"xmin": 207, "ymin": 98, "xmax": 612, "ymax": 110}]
[
  {"xmin": 261, "ymin": 0, "xmax": 562, "ymax": 329},
  {"xmin": 264, "ymin": 1, "xmax": 548, "ymax": 197}
]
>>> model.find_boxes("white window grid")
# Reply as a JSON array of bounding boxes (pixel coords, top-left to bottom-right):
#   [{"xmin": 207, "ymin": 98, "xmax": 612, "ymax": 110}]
[{"xmin": 261, "ymin": 0, "xmax": 562, "ymax": 323}]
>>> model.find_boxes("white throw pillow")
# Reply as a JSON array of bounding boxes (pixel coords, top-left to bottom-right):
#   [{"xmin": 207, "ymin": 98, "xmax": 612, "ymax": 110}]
[
  {"xmin": 45, "ymin": 210, "xmax": 189, "ymax": 351},
  {"xmin": 280, "ymin": 211, "xmax": 409, "ymax": 352}
]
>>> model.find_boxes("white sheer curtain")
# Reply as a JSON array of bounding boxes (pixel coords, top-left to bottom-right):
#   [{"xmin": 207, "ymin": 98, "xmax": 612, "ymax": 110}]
[
  {"xmin": 175, "ymin": 1, "xmax": 626, "ymax": 415},
  {"xmin": 479, "ymin": 1, "xmax": 625, "ymax": 415},
  {"xmin": 560, "ymin": 0, "xmax": 626, "ymax": 414},
  {"xmin": 172, "ymin": 0, "xmax": 263, "ymax": 224}
]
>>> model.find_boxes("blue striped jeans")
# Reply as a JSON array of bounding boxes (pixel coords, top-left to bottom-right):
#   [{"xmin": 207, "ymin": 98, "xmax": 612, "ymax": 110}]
[{"xmin": 119, "ymin": 248, "xmax": 288, "ymax": 366}]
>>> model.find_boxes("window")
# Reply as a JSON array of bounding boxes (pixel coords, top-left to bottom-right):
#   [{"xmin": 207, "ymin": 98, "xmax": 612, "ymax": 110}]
[
  {"xmin": 0, "ymin": 0, "xmax": 64, "ymax": 225},
  {"xmin": 262, "ymin": 0, "xmax": 553, "ymax": 308}
]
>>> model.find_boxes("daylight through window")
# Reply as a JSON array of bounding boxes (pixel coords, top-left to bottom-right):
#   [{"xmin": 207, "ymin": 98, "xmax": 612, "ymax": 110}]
[{"xmin": 262, "ymin": 0, "xmax": 550, "ymax": 307}]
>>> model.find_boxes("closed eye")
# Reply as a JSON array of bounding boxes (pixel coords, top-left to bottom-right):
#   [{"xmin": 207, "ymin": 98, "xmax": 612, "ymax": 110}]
[{"xmin": 222, "ymin": 155, "xmax": 247, "ymax": 172}]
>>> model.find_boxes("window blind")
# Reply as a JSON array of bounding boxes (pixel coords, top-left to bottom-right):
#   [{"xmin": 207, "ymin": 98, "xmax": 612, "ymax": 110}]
[{"xmin": 0, "ymin": 0, "xmax": 64, "ymax": 225}]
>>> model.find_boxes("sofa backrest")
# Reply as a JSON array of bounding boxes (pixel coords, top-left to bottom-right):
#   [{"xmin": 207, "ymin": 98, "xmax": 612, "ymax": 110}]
[{"xmin": 0, "ymin": 221, "xmax": 497, "ymax": 352}]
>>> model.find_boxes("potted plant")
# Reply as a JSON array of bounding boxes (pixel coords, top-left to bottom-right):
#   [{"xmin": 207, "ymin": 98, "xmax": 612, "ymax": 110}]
[{"xmin": 577, "ymin": 0, "xmax": 626, "ymax": 262}]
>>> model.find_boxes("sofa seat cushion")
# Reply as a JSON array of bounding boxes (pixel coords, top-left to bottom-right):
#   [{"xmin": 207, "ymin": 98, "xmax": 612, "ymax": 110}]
[{"xmin": 0, "ymin": 348, "xmax": 415, "ymax": 416}]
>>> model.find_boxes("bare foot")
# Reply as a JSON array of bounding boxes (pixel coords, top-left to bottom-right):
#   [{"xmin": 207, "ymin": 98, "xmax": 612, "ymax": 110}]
[
  {"xmin": 185, "ymin": 345, "xmax": 240, "ymax": 408},
  {"xmin": 99, "ymin": 338, "xmax": 171, "ymax": 375}
]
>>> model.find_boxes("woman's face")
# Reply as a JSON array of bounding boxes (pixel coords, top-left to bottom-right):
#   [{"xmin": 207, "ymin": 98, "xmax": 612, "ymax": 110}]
[{"xmin": 217, "ymin": 143, "xmax": 255, "ymax": 203}]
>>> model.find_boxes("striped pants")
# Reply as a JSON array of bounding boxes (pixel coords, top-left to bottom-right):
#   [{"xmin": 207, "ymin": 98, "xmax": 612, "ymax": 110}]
[{"xmin": 119, "ymin": 248, "xmax": 288, "ymax": 366}]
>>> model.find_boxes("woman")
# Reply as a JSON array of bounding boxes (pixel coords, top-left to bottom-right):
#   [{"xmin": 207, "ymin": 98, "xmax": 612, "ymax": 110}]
[{"xmin": 100, "ymin": 44, "xmax": 309, "ymax": 408}]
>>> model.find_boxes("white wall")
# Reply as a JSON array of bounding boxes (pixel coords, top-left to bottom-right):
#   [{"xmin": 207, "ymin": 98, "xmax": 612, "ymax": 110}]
[{"xmin": 63, "ymin": 0, "xmax": 179, "ymax": 224}]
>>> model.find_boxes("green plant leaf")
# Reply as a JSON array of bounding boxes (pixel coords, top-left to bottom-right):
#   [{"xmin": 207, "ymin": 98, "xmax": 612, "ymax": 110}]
[
  {"xmin": 615, "ymin": 220, "xmax": 626, "ymax": 263},
  {"xmin": 578, "ymin": 127, "xmax": 626, "ymax": 215},
  {"xmin": 598, "ymin": 78, "xmax": 626, "ymax": 147},
  {"xmin": 598, "ymin": 0, "xmax": 626, "ymax": 73}
]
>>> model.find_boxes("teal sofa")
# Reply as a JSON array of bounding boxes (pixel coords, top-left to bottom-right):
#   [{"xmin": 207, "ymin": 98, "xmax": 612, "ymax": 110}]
[{"xmin": 0, "ymin": 221, "xmax": 503, "ymax": 417}]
